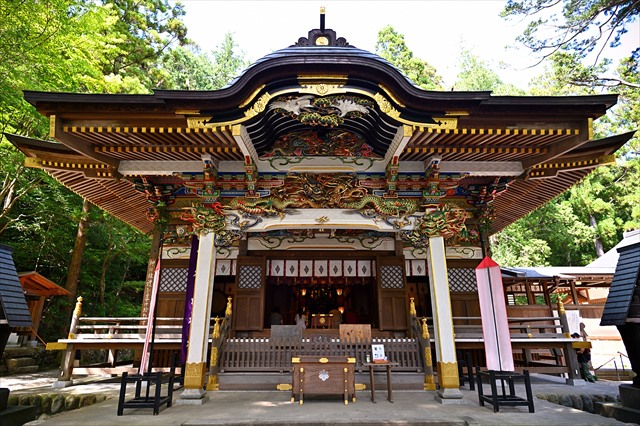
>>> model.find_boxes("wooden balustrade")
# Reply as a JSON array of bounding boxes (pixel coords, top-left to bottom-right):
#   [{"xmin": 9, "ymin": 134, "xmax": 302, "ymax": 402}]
[{"xmin": 219, "ymin": 336, "xmax": 421, "ymax": 372}]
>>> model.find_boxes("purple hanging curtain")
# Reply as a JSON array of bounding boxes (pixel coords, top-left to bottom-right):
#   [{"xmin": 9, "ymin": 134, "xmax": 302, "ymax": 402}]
[{"xmin": 181, "ymin": 235, "xmax": 199, "ymax": 364}]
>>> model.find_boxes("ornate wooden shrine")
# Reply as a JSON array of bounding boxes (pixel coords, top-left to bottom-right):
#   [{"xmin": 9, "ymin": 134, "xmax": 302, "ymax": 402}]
[{"xmin": 9, "ymin": 12, "xmax": 634, "ymax": 401}]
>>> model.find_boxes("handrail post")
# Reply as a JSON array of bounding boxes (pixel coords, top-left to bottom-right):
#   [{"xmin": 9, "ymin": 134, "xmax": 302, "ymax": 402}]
[
  {"xmin": 53, "ymin": 296, "xmax": 83, "ymax": 388},
  {"xmin": 207, "ymin": 297, "xmax": 233, "ymax": 391},
  {"xmin": 408, "ymin": 297, "xmax": 416, "ymax": 338},
  {"xmin": 558, "ymin": 300, "xmax": 582, "ymax": 384},
  {"xmin": 557, "ymin": 300, "xmax": 570, "ymax": 338},
  {"xmin": 421, "ymin": 317, "xmax": 436, "ymax": 391},
  {"xmin": 68, "ymin": 296, "xmax": 83, "ymax": 339}
]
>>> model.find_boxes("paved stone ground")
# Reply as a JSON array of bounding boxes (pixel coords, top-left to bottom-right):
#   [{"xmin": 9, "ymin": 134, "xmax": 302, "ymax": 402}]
[{"xmin": 2, "ymin": 370, "xmax": 637, "ymax": 425}]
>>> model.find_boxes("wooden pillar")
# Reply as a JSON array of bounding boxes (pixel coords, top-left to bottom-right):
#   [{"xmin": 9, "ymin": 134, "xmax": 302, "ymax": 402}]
[
  {"xmin": 570, "ymin": 280, "xmax": 580, "ymax": 305},
  {"xmin": 179, "ymin": 231, "xmax": 216, "ymax": 403},
  {"xmin": 31, "ymin": 296, "xmax": 46, "ymax": 340},
  {"xmin": 141, "ymin": 227, "xmax": 162, "ymax": 318},
  {"xmin": 525, "ymin": 281, "xmax": 535, "ymax": 305},
  {"xmin": 426, "ymin": 236, "xmax": 463, "ymax": 403},
  {"xmin": 542, "ymin": 282, "xmax": 551, "ymax": 307}
]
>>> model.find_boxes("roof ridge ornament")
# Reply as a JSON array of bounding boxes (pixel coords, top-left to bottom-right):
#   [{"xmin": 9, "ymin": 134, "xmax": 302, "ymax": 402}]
[{"xmin": 292, "ymin": 7, "xmax": 353, "ymax": 48}]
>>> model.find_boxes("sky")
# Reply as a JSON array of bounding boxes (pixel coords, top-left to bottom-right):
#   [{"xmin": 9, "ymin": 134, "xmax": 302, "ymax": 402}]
[{"xmin": 177, "ymin": 1, "xmax": 639, "ymax": 90}]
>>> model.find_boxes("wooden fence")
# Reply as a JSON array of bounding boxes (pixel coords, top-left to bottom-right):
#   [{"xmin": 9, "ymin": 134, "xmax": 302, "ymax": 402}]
[{"xmin": 220, "ymin": 337, "xmax": 422, "ymax": 373}]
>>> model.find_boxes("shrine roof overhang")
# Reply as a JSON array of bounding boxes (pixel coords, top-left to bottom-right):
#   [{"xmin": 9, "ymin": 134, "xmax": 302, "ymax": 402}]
[
  {"xmin": 23, "ymin": 45, "xmax": 618, "ymax": 163},
  {"xmin": 489, "ymin": 131, "xmax": 635, "ymax": 234},
  {"xmin": 14, "ymin": 29, "xmax": 634, "ymax": 237},
  {"xmin": 18, "ymin": 271, "xmax": 71, "ymax": 297},
  {"xmin": 5, "ymin": 133, "xmax": 155, "ymax": 234},
  {"xmin": 7, "ymin": 129, "xmax": 634, "ymax": 236},
  {"xmin": 502, "ymin": 266, "xmax": 614, "ymax": 289}
]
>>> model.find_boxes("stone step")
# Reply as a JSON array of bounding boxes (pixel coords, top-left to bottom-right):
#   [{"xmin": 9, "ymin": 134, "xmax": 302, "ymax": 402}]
[
  {"xmin": 218, "ymin": 371, "xmax": 425, "ymax": 391},
  {"xmin": 5, "ymin": 357, "xmax": 37, "ymax": 370},
  {"xmin": 2, "ymin": 348, "xmax": 35, "ymax": 358},
  {"xmin": 12, "ymin": 365, "xmax": 39, "ymax": 374}
]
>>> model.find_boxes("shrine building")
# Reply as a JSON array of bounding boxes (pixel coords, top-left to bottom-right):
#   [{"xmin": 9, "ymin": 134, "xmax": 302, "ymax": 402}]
[{"xmin": 9, "ymin": 13, "xmax": 634, "ymax": 403}]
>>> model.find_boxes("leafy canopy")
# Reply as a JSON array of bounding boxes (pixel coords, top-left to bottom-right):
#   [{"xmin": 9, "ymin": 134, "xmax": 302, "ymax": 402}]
[
  {"xmin": 502, "ymin": 0, "xmax": 639, "ymax": 88},
  {"xmin": 375, "ymin": 25, "xmax": 444, "ymax": 90}
]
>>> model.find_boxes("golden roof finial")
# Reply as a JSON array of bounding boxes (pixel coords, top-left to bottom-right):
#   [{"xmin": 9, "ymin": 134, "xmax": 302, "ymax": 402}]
[{"xmin": 320, "ymin": 7, "xmax": 326, "ymax": 31}]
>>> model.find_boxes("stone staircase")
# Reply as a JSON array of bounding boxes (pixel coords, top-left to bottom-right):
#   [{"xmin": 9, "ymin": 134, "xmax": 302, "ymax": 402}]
[{"xmin": 1, "ymin": 347, "xmax": 39, "ymax": 375}]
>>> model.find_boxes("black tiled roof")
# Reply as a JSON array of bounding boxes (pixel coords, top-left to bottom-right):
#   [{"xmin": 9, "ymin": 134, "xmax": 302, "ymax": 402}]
[
  {"xmin": 0, "ymin": 244, "xmax": 34, "ymax": 328},
  {"xmin": 600, "ymin": 242, "xmax": 640, "ymax": 326}
]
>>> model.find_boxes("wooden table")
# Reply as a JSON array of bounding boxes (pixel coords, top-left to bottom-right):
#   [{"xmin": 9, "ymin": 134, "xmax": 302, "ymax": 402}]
[
  {"xmin": 363, "ymin": 362, "xmax": 397, "ymax": 403},
  {"xmin": 291, "ymin": 356, "xmax": 356, "ymax": 405}
]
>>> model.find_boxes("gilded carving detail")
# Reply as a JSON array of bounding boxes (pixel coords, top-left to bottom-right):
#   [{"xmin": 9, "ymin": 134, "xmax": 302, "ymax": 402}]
[
  {"xmin": 378, "ymin": 84, "xmax": 406, "ymax": 108},
  {"xmin": 209, "ymin": 347, "xmax": 218, "ymax": 367},
  {"xmin": 239, "ymin": 84, "xmax": 266, "ymax": 108},
  {"xmin": 212, "ymin": 318, "xmax": 221, "ymax": 339},
  {"xmin": 225, "ymin": 296, "xmax": 233, "ymax": 317},
  {"xmin": 206, "ymin": 374, "xmax": 219, "ymax": 391},
  {"xmin": 424, "ymin": 374, "xmax": 436, "ymax": 391},
  {"xmin": 262, "ymin": 129, "xmax": 380, "ymax": 158},
  {"xmin": 399, "ymin": 204, "xmax": 470, "ymax": 247},
  {"xmin": 276, "ymin": 383, "xmax": 293, "ymax": 391},
  {"xmin": 187, "ymin": 117, "xmax": 213, "ymax": 128},
  {"xmin": 268, "ymin": 95, "xmax": 373, "ymax": 127},
  {"xmin": 373, "ymin": 93, "xmax": 400, "ymax": 118},
  {"xmin": 184, "ymin": 362, "xmax": 206, "ymax": 389},
  {"xmin": 244, "ymin": 93, "xmax": 273, "ymax": 119},
  {"xmin": 437, "ymin": 361, "xmax": 460, "ymax": 389},
  {"xmin": 430, "ymin": 117, "xmax": 458, "ymax": 129}
]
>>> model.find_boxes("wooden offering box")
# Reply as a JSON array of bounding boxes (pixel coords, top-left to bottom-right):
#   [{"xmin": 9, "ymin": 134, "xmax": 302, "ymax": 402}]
[{"xmin": 291, "ymin": 356, "xmax": 356, "ymax": 405}]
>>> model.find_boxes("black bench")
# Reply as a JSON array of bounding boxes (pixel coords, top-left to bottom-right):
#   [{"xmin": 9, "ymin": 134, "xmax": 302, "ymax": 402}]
[
  {"xmin": 117, "ymin": 370, "xmax": 175, "ymax": 415},
  {"xmin": 476, "ymin": 369, "xmax": 534, "ymax": 413}
]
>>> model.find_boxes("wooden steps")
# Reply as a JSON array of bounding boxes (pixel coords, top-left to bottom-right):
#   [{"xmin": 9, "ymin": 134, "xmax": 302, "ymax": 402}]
[{"xmin": 217, "ymin": 371, "xmax": 426, "ymax": 391}]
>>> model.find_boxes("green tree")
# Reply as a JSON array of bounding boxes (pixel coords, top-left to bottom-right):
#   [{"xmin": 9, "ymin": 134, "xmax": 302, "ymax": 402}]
[
  {"xmin": 492, "ymin": 201, "xmax": 595, "ymax": 266},
  {"xmin": 501, "ymin": 0, "xmax": 639, "ymax": 88},
  {"xmin": 210, "ymin": 33, "xmax": 251, "ymax": 89},
  {"xmin": 454, "ymin": 48, "xmax": 526, "ymax": 95},
  {"xmin": 0, "ymin": 0, "xmax": 190, "ymax": 342},
  {"xmin": 375, "ymin": 25, "xmax": 444, "ymax": 90},
  {"xmin": 102, "ymin": 0, "xmax": 189, "ymax": 89},
  {"xmin": 155, "ymin": 34, "xmax": 249, "ymax": 90}
]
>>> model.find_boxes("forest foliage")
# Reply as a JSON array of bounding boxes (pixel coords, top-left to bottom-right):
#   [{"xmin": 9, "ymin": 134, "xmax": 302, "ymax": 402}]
[{"xmin": 0, "ymin": 0, "xmax": 637, "ymax": 343}]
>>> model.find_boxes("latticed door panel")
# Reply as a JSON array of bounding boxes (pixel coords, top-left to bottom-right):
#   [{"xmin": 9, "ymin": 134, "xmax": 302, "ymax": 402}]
[
  {"xmin": 377, "ymin": 256, "xmax": 408, "ymax": 331},
  {"xmin": 233, "ymin": 256, "xmax": 266, "ymax": 331}
]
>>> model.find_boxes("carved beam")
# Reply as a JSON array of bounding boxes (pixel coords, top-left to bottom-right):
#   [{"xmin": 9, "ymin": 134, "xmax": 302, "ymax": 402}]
[{"xmin": 50, "ymin": 115, "xmax": 120, "ymax": 173}]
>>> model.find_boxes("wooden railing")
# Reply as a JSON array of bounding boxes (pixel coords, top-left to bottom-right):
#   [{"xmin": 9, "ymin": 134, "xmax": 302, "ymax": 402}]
[
  {"xmin": 46, "ymin": 297, "xmax": 218, "ymax": 384},
  {"xmin": 206, "ymin": 297, "xmax": 233, "ymax": 390},
  {"xmin": 411, "ymin": 300, "xmax": 582, "ymax": 381},
  {"xmin": 220, "ymin": 336, "xmax": 422, "ymax": 373},
  {"xmin": 409, "ymin": 298, "xmax": 436, "ymax": 390}
]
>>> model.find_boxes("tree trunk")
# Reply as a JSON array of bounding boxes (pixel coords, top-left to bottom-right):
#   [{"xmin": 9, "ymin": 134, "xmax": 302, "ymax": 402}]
[
  {"xmin": 62, "ymin": 199, "xmax": 91, "ymax": 328},
  {"xmin": 589, "ymin": 214, "xmax": 605, "ymax": 257}
]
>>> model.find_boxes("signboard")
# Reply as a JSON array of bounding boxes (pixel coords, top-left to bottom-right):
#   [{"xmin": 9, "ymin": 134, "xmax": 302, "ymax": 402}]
[{"xmin": 371, "ymin": 344, "xmax": 386, "ymax": 362}]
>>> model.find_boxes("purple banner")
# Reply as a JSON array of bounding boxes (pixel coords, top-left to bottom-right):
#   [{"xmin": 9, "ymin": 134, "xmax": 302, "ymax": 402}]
[{"xmin": 181, "ymin": 235, "xmax": 199, "ymax": 364}]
